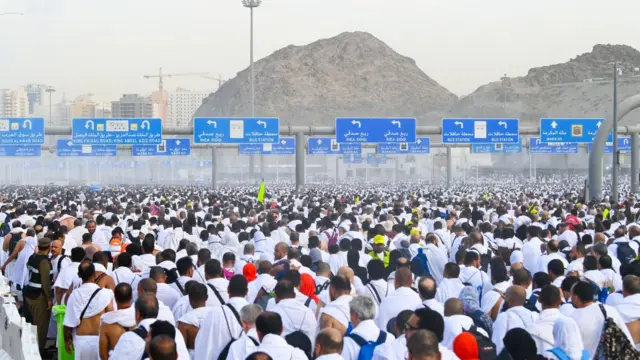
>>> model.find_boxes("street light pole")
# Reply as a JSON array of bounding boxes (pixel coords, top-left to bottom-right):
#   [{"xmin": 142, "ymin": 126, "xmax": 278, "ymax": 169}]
[
  {"xmin": 242, "ymin": 0, "xmax": 261, "ymax": 182},
  {"xmin": 46, "ymin": 87, "xmax": 55, "ymax": 146},
  {"xmin": 611, "ymin": 62, "xmax": 621, "ymax": 203}
]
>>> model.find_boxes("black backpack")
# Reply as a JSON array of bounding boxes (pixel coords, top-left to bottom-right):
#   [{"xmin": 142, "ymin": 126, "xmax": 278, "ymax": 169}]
[
  {"xmin": 217, "ymin": 304, "xmax": 243, "ymax": 360},
  {"xmin": 479, "ymin": 251, "xmax": 491, "ymax": 273},
  {"xmin": 285, "ymin": 331, "xmax": 312, "ymax": 359},
  {"xmin": 524, "ymin": 292, "xmax": 540, "ymax": 313},
  {"xmin": 253, "ymin": 287, "xmax": 273, "ymax": 310},
  {"xmin": 8, "ymin": 232, "xmax": 21, "ymax": 255},
  {"xmin": 617, "ymin": 242, "xmax": 636, "ymax": 266},
  {"xmin": 465, "ymin": 325, "xmax": 497, "ymax": 360},
  {"xmin": 0, "ymin": 222, "xmax": 10, "ymax": 238},
  {"xmin": 595, "ymin": 304, "xmax": 639, "ymax": 359}
]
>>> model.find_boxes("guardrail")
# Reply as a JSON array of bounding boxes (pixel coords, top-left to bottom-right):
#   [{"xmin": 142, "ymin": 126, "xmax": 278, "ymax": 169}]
[{"xmin": 0, "ymin": 277, "xmax": 41, "ymax": 360}]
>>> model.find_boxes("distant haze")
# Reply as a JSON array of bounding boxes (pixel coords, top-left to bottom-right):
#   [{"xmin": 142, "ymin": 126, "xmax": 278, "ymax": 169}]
[{"xmin": 1, "ymin": 0, "xmax": 640, "ymax": 102}]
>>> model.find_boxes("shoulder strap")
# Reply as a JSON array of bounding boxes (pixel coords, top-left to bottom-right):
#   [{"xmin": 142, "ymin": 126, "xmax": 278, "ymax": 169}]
[
  {"xmin": 367, "ymin": 283, "xmax": 382, "ymax": 304},
  {"xmin": 346, "ymin": 333, "xmax": 368, "ymax": 347},
  {"xmin": 248, "ymin": 336, "xmax": 259, "ymax": 346},
  {"xmin": 57, "ymin": 255, "xmax": 67, "ymax": 273},
  {"xmin": 207, "ymin": 283, "xmax": 226, "ymax": 305},
  {"xmin": 80, "ymin": 288, "xmax": 102, "ymax": 320},
  {"xmin": 95, "ymin": 273, "xmax": 107, "ymax": 285},
  {"xmin": 375, "ymin": 331, "xmax": 387, "ymax": 344},
  {"xmin": 133, "ymin": 326, "xmax": 148, "ymax": 339},
  {"xmin": 598, "ymin": 303, "xmax": 608, "ymax": 319},
  {"xmin": 226, "ymin": 303, "xmax": 242, "ymax": 327},
  {"xmin": 305, "ymin": 297, "xmax": 312, "ymax": 308},
  {"xmin": 175, "ymin": 279, "xmax": 186, "ymax": 295}
]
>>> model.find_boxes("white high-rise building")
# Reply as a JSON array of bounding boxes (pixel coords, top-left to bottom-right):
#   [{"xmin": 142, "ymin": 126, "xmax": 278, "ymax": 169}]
[
  {"xmin": 33, "ymin": 101, "xmax": 72, "ymax": 126},
  {"xmin": 167, "ymin": 89, "xmax": 208, "ymax": 127},
  {"xmin": 0, "ymin": 87, "xmax": 29, "ymax": 118},
  {"xmin": 24, "ymin": 84, "xmax": 49, "ymax": 115}
]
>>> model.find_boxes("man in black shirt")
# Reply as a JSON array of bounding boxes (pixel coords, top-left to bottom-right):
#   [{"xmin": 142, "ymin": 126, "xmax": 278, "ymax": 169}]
[{"xmin": 23, "ymin": 237, "xmax": 53, "ymax": 356}]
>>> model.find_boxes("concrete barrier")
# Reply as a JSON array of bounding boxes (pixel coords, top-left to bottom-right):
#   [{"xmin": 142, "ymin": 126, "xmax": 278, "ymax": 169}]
[{"xmin": 0, "ymin": 276, "xmax": 41, "ymax": 360}]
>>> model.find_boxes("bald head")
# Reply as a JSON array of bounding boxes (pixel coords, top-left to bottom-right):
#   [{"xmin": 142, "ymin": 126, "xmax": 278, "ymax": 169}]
[
  {"xmin": 337, "ymin": 266, "xmax": 355, "ymax": 284},
  {"xmin": 594, "ymin": 232, "xmax": 606, "ymax": 244},
  {"xmin": 444, "ymin": 298, "xmax": 464, "ymax": 317},
  {"xmin": 315, "ymin": 328, "xmax": 344, "ymax": 356},
  {"xmin": 394, "ymin": 267, "xmax": 413, "ymax": 289},
  {"xmin": 505, "ymin": 285, "xmax": 527, "ymax": 307}
]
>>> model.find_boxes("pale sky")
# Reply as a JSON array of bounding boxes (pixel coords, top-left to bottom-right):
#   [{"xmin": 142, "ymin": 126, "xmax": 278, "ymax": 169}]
[{"xmin": 1, "ymin": 0, "xmax": 640, "ymax": 103}]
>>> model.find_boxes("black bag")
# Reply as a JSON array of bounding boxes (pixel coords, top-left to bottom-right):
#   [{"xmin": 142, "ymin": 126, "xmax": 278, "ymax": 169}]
[
  {"xmin": 218, "ymin": 304, "xmax": 243, "ymax": 360},
  {"xmin": 617, "ymin": 242, "xmax": 636, "ymax": 266},
  {"xmin": 466, "ymin": 325, "xmax": 497, "ymax": 360},
  {"xmin": 285, "ymin": 331, "xmax": 312, "ymax": 359},
  {"xmin": 8, "ymin": 232, "xmax": 21, "ymax": 255},
  {"xmin": 253, "ymin": 287, "xmax": 272, "ymax": 310},
  {"xmin": 479, "ymin": 251, "xmax": 491, "ymax": 273},
  {"xmin": 595, "ymin": 304, "xmax": 639, "ymax": 359},
  {"xmin": 524, "ymin": 292, "xmax": 540, "ymax": 313}
]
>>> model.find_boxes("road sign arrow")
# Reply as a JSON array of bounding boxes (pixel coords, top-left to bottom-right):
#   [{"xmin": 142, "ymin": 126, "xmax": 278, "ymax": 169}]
[
  {"xmin": 454, "ymin": 121, "xmax": 463, "ymax": 128},
  {"xmin": 67, "ymin": 141, "xmax": 72, "ymax": 146},
  {"xmin": 176, "ymin": 140, "xmax": 181, "ymax": 146},
  {"xmin": 281, "ymin": 140, "xmax": 286, "ymax": 145},
  {"xmin": 351, "ymin": 120, "xmax": 361, "ymax": 128},
  {"xmin": 317, "ymin": 139, "xmax": 322, "ymax": 145},
  {"xmin": 624, "ymin": 138, "xmax": 629, "ymax": 145},
  {"xmin": 498, "ymin": 121, "xmax": 507, "ymax": 129},
  {"xmin": 391, "ymin": 120, "xmax": 401, "ymax": 128},
  {"xmin": 141, "ymin": 120, "xmax": 151, "ymax": 130},
  {"xmin": 597, "ymin": 121, "xmax": 602, "ymax": 128},
  {"xmin": 551, "ymin": 121, "xmax": 558, "ymax": 129},
  {"xmin": 85, "ymin": 120, "xmax": 95, "ymax": 130},
  {"xmin": 257, "ymin": 120, "xmax": 267, "ymax": 128},
  {"xmin": 22, "ymin": 119, "xmax": 32, "ymax": 130},
  {"xmin": 206, "ymin": 120, "xmax": 217, "ymax": 128},
  {"xmin": 417, "ymin": 139, "xmax": 422, "ymax": 144}
]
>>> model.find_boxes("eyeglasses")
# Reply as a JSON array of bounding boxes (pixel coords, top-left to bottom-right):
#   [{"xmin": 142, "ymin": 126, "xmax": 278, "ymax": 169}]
[{"xmin": 404, "ymin": 323, "xmax": 420, "ymax": 331}]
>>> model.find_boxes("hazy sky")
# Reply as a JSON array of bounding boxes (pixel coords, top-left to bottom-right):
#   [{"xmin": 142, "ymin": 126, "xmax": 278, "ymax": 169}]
[{"xmin": 1, "ymin": 0, "xmax": 640, "ymax": 103}]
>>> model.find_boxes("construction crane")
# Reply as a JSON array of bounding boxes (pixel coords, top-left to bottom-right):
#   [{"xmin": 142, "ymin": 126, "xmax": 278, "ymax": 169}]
[
  {"xmin": 201, "ymin": 74, "xmax": 225, "ymax": 89},
  {"xmin": 143, "ymin": 67, "xmax": 211, "ymax": 92}
]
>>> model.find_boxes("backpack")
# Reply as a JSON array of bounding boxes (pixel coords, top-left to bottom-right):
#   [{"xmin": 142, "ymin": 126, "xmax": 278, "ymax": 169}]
[
  {"xmin": 253, "ymin": 287, "xmax": 272, "ymax": 310},
  {"xmin": 217, "ymin": 304, "xmax": 244, "ymax": 360},
  {"xmin": 0, "ymin": 222, "xmax": 10, "ymax": 238},
  {"xmin": 524, "ymin": 292, "xmax": 540, "ymax": 313},
  {"xmin": 479, "ymin": 251, "xmax": 491, "ymax": 273},
  {"xmin": 617, "ymin": 242, "xmax": 636, "ymax": 266},
  {"xmin": 410, "ymin": 248, "xmax": 431, "ymax": 277},
  {"xmin": 469, "ymin": 309, "xmax": 493, "ymax": 338},
  {"xmin": 8, "ymin": 232, "xmax": 21, "ymax": 255},
  {"xmin": 595, "ymin": 304, "xmax": 639, "ymax": 359},
  {"xmin": 465, "ymin": 325, "xmax": 497, "ymax": 360},
  {"xmin": 133, "ymin": 326, "xmax": 149, "ymax": 360},
  {"xmin": 347, "ymin": 331, "xmax": 387, "ymax": 360},
  {"xmin": 283, "ymin": 311, "xmax": 312, "ymax": 359},
  {"xmin": 324, "ymin": 229, "xmax": 339, "ymax": 247}
]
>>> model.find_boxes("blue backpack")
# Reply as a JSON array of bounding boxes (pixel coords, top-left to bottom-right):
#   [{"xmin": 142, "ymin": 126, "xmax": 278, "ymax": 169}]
[
  {"xmin": 410, "ymin": 248, "xmax": 431, "ymax": 277},
  {"xmin": 347, "ymin": 331, "xmax": 387, "ymax": 360}
]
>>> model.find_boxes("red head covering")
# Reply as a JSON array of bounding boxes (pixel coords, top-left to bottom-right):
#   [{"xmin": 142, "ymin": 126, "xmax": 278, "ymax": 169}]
[
  {"xmin": 453, "ymin": 332, "xmax": 480, "ymax": 360},
  {"xmin": 243, "ymin": 263, "xmax": 257, "ymax": 282},
  {"xmin": 299, "ymin": 273, "xmax": 319, "ymax": 304}
]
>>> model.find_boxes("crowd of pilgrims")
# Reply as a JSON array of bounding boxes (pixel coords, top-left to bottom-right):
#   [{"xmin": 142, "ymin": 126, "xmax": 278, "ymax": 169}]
[{"xmin": 0, "ymin": 180, "xmax": 640, "ymax": 360}]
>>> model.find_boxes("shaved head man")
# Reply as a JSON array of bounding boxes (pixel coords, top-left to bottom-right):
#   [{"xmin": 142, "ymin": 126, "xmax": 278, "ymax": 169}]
[
  {"xmin": 444, "ymin": 298, "xmax": 464, "ymax": 317},
  {"xmin": 314, "ymin": 328, "xmax": 344, "ymax": 358},
  {"xmin": 377, "ymin": 267, "xmax": 423, "ymax": 330},
  {"xmin": 491, "ymin": 285, "xmax": 537, "ymax": 354}
]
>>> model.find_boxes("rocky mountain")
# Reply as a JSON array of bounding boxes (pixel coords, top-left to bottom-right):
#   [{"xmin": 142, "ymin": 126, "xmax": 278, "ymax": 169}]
[
  {"xmin": 194, "ymin": 31, "xmax": 458, "ymax": 125},
  {"xmin": 452, "ymin": 44, "xmax": 640, "ymax": 125}
]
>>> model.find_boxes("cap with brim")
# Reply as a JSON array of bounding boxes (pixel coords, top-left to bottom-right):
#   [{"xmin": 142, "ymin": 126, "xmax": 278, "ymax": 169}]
[{"xmin": 373, "ymin": 235, "xmax": 385, "ymax": 245}]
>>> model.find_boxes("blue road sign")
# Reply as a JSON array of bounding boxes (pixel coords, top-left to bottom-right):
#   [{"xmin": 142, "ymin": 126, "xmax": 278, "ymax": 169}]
[
  {"xmin": 378, "ymin": 137, "xmax": 431, "ymax": 155},
  {"xmin": 335, "ymin": 118, "xmax": 416, "ymax": 143},
  {"xmin": 442, "ymin": 118, "xmax": 519, "ymax": 144},
  {"xmin": 588, "ymin": 136, "xmax": 632, "ymax": 153},
  {"xmin": 72, "ymin": 118, "xmax": 162, "ymax": 145},
  {"xmin": 307, "ymin": 137, "xmax": 362, "ymax": 155},
  {"xmin": 193, "ymin": 117, "xmax": 279, "ymax": 144},
  {"xmin": 0, "ymin": 145, "xmax": 41, "ymax": 157},
  {"xmin": 239, "ymin": 137, "xmax": 295, "ymax": 155},
  {"xmin": 366, "ymin": 153, "xmax": 387, "ymax": 165},
  {"xmin": 132, "ymin": 138, "xmax": 191, "ymax": 156},
  {"xmin": 343, "ymin": 154, "xmax": 362, "ymax": 164},
  {"xmin": 540, "ymin": 118, "xmax": 612, "ymax": 143},
  {"xmin": 472, "ymin": 137, "xmax": 522, "ymax": 154},
  {"xmin": 0, "ymin": 118, "xmax": 45, "ymax": 145},
  {"xmin": 56, "ymin": 139, "xmax": 116, "ymax": 157},
  {"xmin": 529, "ymin": 137, "xmax": 579, "ymax": 154}
]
